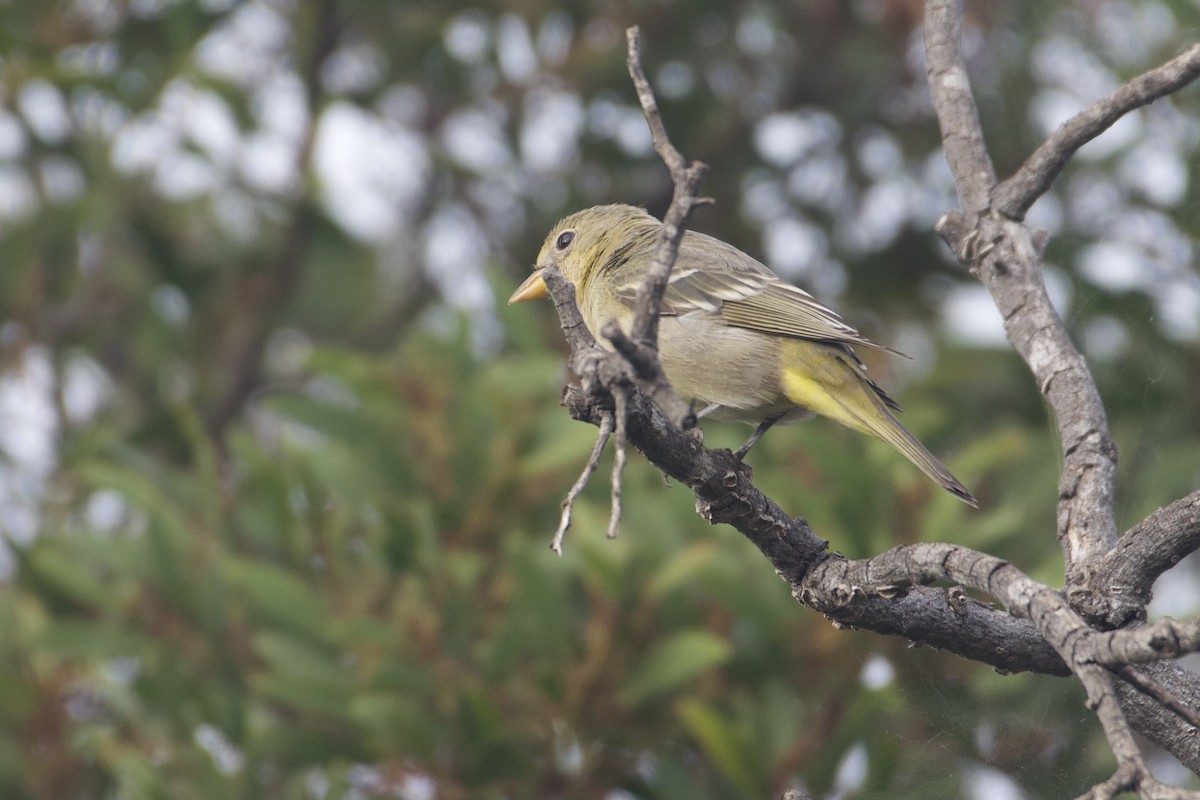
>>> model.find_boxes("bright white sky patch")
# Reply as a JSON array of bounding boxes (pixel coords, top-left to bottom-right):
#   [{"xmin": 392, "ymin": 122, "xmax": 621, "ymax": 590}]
[
  {"xmin": 111, "ymin": 113, "xmax": 176, "ymax": 175},
  {"xmin": 1154, "ymin": 281, "xmax": 1200, "ymax": 340},
  {"xmin": 0, "ymin": 166, "xmax": 38, "ymax": 222},
  {"xmin": 736, "ymin": 11, "xmax": 775, "ymax": 56},
  {"xmin": 787, "ymin": 155, "xmax": 848, "ymax": 211},
  {"xmin": 859, "ymin": 654, "xmax": 894, "ymax": 690},
  {"xmin": 655, "ymin": 61, "xmax": 695, "ymax": 99},
  {"xmin": 612, "ymin": 109, "xmax": 651, "ymax": 155},
  {"xmin": 441, "ymin": 106, "xmax": 513, "ymax": 173},
  {"xmin": 315, "ymin": 102, "xmax": 431, "ymax": 242},
  {"xmin": 40, "ymin": 156, "xmax": 86, "ymax": 204},
  {"xmin": 497, "ymin": 14, "xmax": 537, "ymax": 84},
  {"xmin": 0, "ymin": 345, "xmax": 58, "ymax": 579},
  {"xmin": 943, "ymin": 284, "xmax": 1007, "ymax": 347},
  {"xmin": 321, "ymin": 43, "xmax": 385, "ymax": 94},
  {"xmin": 194, "ymin": 0, "xmax": 290, "ymax": 87},
  {"xmin": 195, "ymin": 724, "xmax": 245, "ymax": 776},
  {"xmin": 1077, "ymin": 241, "xmax": 1145, "ymax": 292},
  {"xmin": 754, "ymin": 109, "xmax": 841, "ymax": 167},
  {"xmin": 846, "ymin": 177, "xmax": 910, "ymax": 253},
  {"xmin": 156, "ymin": 151, "xmax": 220, "ymax": 200},
  {"xmin": 239, "ymin": 132, "xmax": 297, "ymax": 194},
  {"xmin": 1119, "ymin": 143, "xmax": 1187, "ymax": 206},
  {"xmin": 830, "ymin": 743, "xmax": 867, "ymax": 799},
  {"xmin": 763, "ymin": 215, "xmax": 827, "ymax": 280},
  {"xmin": 19, "ymin": 80, "xmax": 73, "ymax": 145},
  {"xmin": 0, "ymin": 111, "xmax": 28, "ymax": 160},
  {"xmin": 520, "ymin": 88, "xmax": 583, "ymax": 172},
  {"xmin": 421, "ymin": 205, "xmax": 500, "ymax": 353},
  {"xmin": 1033, "ymin": 35, "xmax": 1118, "ymax": 103},
  {"xmin": 965, "ymin": 765, "xmax": 1027, "ymax": 800},
  {"xmin": 162, "ymin": 80, "xmax": 241, "ymax": 168},
  {"xmin": 61, "ymin": 353, "xmax": 114, "ymax": 425},
  {"xmin": 856, "ymin": 127, "xmax": 903, "ymax": 178},
  {"xmin": 444, "ymin": 11, "xmax": 490, "ymax": 63},
  {"xmin": 1081, "ymin": 315, "xmax": 1128, "ymax": 361},
  {"xmin": 84, "ymin": 489, "xmax": 130, "ymax": 533}
]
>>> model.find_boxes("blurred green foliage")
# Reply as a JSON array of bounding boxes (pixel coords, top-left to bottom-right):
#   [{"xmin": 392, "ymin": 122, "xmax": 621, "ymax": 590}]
[{"xmin": 0, "ymin": 1, "xmax": 1196, "ymax": 798}]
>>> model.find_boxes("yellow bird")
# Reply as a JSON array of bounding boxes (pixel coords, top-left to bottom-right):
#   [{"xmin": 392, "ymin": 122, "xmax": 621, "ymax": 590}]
[{"xmin": 510, "ymin": 204, "xmax": 977, "ymax": 507}]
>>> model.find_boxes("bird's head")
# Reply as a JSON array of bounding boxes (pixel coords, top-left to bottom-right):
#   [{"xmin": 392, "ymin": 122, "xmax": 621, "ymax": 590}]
[{"xmin": 508, "ymin": 204, "xmax": 657, "ymax": 304}]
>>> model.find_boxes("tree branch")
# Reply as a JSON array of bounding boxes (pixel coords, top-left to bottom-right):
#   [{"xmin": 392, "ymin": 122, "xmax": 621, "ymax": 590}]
[
  {"xmin": 993, "ymin": 43, "xmax": 1200, "ymax": 220},
  {"xmin": 537, "ymin": 15, "xmax": 1200, "ymax": 791},
  {"xmin": 620, "ymin": 26, "xmax": 709, "ymax": 431},
  {"xmin": 1095, "ymin": 490, "xmax": 1200, "ymax": 621},
  {"xmin": 922, "ymin": 1, "xmax": 1200, "ymax": 787},
  {"xmin": 923, "ymin": 0, "xmax": 996, "ymax": 215},
  {"xmin": 925, "ymin": 0, "xmax": 1118, "ymax": 595}
]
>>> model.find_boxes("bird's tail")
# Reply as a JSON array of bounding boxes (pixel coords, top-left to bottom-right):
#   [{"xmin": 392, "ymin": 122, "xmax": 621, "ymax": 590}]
[{"xmin": 779, "ymin": 343, "xmax": 978, "ymax": 507}]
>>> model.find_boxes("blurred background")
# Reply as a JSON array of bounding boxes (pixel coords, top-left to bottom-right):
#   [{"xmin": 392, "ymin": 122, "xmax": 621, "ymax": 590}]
[{"xmin": 0, "ymin": 1, "xmax": 1198, "ymax": 797}]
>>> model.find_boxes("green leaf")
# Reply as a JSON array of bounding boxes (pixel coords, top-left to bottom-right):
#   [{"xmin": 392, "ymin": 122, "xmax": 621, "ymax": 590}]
[
  {"xmin": 37, "ymin": 620, "xmax": 156, "ymax": 661},
  {"xmin": 621, "ymin": 629, "xmax": 732, "ymax": 706},
  {"xmin": 221, "ymin": 557, "xmax": 329, "ymax": 642},
  {"xmin": 676, "ymin": 698, "xmax": 760, "ymax": 795},
  {"xmin": 24, "ymin": 547, "xmax": 113, "ymax": 611},
  {"xmin": 646, "ymin": 540, "xmax": 719, "ymax": 600},
  {"xmin": 252, "ymin": 631, "xmax": 353, "ymax": 720}
]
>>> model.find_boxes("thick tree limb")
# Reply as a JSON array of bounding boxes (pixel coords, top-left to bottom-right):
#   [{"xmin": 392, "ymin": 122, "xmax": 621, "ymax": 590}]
[{"xmin": 1095, "ymin": 490, "xmax": 1200, "ymax": 617}]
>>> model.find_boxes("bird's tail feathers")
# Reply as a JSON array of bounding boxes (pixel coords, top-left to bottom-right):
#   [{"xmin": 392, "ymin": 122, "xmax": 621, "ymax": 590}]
[
  {"xmin": 845, "ymin": 401, "xmax": 978, "ymax": 508},
  {"xmin": 780, "ymin": 359, "xmax": 977, "ymax": 507}
]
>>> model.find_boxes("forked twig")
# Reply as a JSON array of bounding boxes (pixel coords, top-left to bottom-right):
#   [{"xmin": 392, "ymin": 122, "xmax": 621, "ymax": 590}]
[{"xmin": 547, "ymin": 26, "xmax": 708, "ymax": 553}]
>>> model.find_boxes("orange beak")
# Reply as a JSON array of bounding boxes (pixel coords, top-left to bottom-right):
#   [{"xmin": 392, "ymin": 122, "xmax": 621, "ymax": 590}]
[{"xmin": 507, "ymin": 269, "xmax": 548, "ymax": 304}]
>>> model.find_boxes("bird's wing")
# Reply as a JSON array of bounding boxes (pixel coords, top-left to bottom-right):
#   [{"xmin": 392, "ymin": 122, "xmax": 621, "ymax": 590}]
[{"xmin": 611, "ymin": 232, "xmax": 906, "ymax": 356}]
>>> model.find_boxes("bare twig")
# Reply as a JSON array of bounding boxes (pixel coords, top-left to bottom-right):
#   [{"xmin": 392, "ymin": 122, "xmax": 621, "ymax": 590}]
[
  {"xmin": 623, "ymin": 26, "xmax": 711, "ymax": 361},
  {"xmin": 1092, "ymin": 617, "xmax": 1200, "ymax": 667},
  {"xmin": 994, "ymin": 43, "xmax": 1200, "ymax": 220},
  {"xmin": 537, "ymin": 28, "xmax": 708, "ymax": 552},
  {"xmin": 552, "ymin": 412, "xmax": 614, "ymax": 555},
  {"xmin": 609, "ymin": 387, "xmax": 629, "ymax": 539},
  {"xmin": 591, "ymin": 27, "xmax": 712, "ymax": 434}
]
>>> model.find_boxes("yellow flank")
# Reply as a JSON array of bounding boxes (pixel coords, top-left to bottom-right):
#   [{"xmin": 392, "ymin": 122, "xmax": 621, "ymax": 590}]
[
  {"xmin": 778, "ymin": 341, "xmax": 871, "ymax": 435},
  {"xmin": 780, "ymin": 365, "xmax": 862, "ymax": 433}
]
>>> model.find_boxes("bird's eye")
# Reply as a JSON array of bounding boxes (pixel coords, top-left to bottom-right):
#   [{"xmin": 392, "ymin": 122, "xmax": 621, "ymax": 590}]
[{"xmin": 555, "ymin": 230, "xmax": 576, "ymax": 250}]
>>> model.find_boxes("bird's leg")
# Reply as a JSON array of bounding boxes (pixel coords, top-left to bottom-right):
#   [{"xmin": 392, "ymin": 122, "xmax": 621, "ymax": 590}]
[
  {"xmin": 695, "ymin": 402, "xmax": 721, "ymax": 419},
  {"xmin": 734, "ymin": 413, "xmax": 784, "ymax": 461}
]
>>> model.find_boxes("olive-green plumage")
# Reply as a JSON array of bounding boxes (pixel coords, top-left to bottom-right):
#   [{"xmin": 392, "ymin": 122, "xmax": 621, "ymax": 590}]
[{"xmin": 510, "ymin": 204, "xmax": 977, "ymax": 507}]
